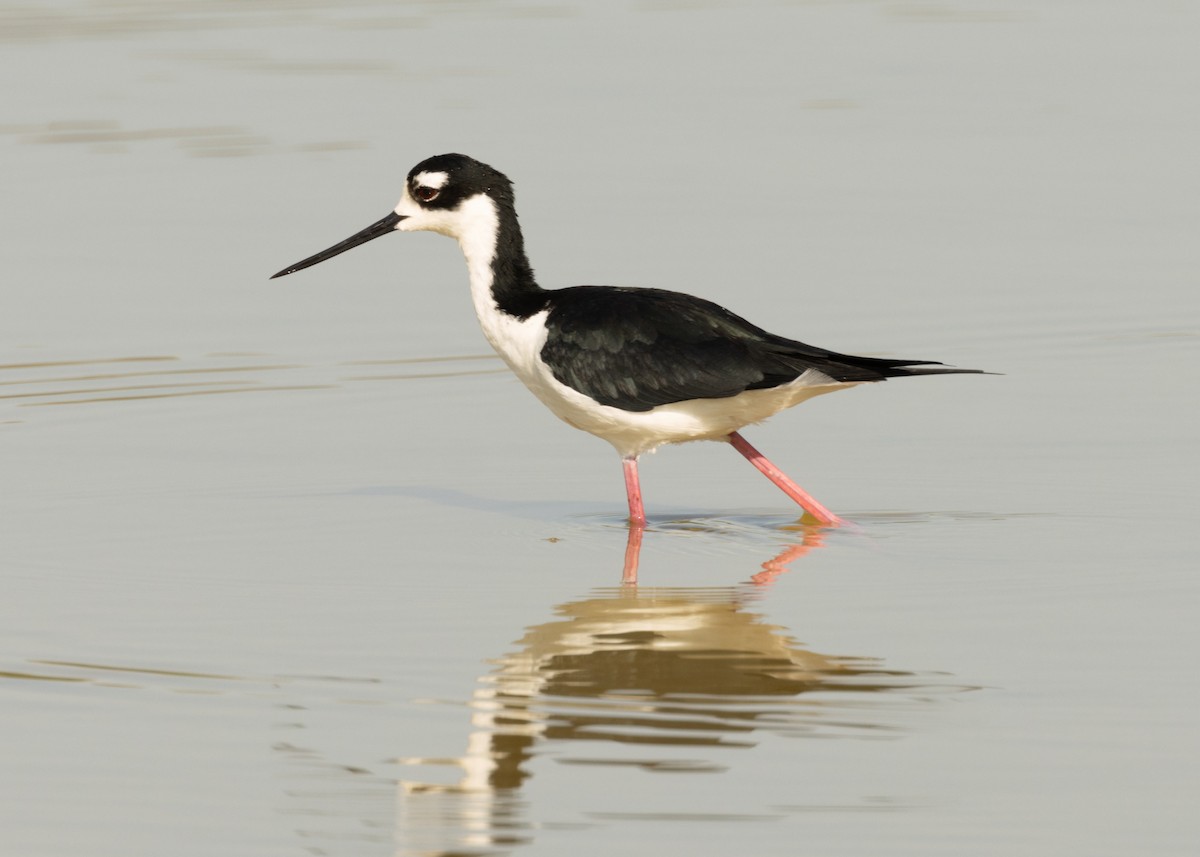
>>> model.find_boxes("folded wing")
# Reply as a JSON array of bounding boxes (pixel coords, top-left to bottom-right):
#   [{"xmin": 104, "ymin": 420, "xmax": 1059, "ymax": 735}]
[{"xmin": 540, "ymin": 287, "xmax": 977, "ymax": 412}]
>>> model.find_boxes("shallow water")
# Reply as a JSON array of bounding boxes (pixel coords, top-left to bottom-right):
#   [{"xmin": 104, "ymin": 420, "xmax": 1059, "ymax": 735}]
[{"xmin": 2, "ymin": 1, "xmax": 1198, "ymax": 855}]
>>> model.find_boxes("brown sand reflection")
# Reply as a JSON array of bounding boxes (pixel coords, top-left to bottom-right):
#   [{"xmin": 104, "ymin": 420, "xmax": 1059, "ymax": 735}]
[
  {"xmin": 394, "ymin": 571, "xmax": 960, "ymax": 854},
  {"xmin": 0, "ymin": 538, "xmax": 962, "ymax": 854}
]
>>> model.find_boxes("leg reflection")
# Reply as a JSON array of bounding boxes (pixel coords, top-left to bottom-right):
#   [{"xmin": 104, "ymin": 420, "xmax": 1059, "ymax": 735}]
[{"xmin": 619, "ymin": 519, "xmax": 828, "ymax": 585}]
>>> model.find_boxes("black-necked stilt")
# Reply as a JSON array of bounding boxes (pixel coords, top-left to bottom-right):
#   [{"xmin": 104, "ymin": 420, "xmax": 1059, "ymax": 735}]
[{"xmin": 272, "ymin": 153, "xmax": 984, "ymax": 528}]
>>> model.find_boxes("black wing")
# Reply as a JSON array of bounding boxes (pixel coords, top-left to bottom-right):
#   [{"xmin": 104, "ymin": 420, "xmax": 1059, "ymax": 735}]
[{"xmin": 540, "ymin": 287, "xmax": 977, "ymax": 412}]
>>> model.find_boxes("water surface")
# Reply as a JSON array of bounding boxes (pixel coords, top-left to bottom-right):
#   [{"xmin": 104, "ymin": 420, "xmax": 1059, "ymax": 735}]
[{"xmin": 2, "ymin": 1, "xmax": 1197, "ymax": 855}]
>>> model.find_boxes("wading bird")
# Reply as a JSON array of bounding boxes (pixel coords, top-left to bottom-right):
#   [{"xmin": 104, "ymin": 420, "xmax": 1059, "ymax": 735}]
[{"xmin": 273, "ymin": 154, "xmax": 983, "ymax": 527}]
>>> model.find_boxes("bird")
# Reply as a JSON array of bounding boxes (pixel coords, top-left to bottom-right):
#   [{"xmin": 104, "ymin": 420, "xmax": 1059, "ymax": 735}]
[{"xmin": 272, "ymin": 153, "xmax": 984, "ymax": 528}]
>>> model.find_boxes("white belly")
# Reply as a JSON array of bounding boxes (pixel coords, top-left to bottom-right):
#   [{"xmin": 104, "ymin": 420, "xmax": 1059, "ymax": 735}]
[{"xmin": 479, "ymin": 309, "xmax": 857, "ymax": 459}]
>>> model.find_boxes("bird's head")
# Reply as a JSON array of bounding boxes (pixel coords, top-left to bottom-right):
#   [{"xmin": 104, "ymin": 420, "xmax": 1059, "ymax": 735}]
[{"xmin": 270, "ymin": 153, "xmax": 511, "ymax": 279}]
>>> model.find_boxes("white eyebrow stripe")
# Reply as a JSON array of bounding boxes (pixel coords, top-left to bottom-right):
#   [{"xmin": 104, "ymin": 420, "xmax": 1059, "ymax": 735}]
[{"xmin": 413, "ymin": 170, "xmax": 449, "ymax": 189}]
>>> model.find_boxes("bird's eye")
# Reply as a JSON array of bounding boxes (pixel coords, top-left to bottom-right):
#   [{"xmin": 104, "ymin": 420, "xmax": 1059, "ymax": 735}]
[{"xmin": 414, "ymin": 185, "xmax": 439, "ymax": 202}]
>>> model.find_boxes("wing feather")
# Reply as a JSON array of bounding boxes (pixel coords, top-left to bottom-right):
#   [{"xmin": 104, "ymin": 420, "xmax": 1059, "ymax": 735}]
[
  {"xmin": 541, "ymin": 288, "xmax": 804, "ymax": 411},
  {"xmin": 539, "ymin": 286, "xmax": 982, "ymax": 412}
]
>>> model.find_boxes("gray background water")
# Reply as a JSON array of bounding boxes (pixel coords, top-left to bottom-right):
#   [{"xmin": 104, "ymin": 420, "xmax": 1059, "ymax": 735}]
[{"xmin": 2, "ymin": 2, "xmax": 1196, "ymax": 855}]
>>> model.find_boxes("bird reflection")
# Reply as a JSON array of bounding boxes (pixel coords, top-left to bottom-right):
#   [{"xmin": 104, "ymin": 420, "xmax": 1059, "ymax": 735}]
[
  {"xmin": 622, "ymin": 517, "xmax": 828, "ymax": 584},
  {"xmin": 395, "ymin": 543, "xmax": 935, "ymax": 855}
]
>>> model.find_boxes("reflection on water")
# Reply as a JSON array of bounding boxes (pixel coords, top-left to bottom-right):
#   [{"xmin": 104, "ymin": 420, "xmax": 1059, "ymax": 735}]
[
  {"xmin": 621, "ymin": 521, "xmax": 829, "ymax": 584},
  {"xmin": 0, "ymin": 533, "xmax": 967, "ymax": 854},
  {"xmin": 393, "ymin": 577, "xmax": 963, "ymax": 854}
]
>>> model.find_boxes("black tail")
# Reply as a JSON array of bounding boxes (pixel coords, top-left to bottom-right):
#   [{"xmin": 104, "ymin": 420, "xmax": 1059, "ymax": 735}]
[
  {"xmin": 818, "ymin": 353, "xmax": 991, "ymax": 383},
  {"xmin": 862, "ymin": 358, "xmax": 989, "ymax": 379},
  {"xmin": 762, "ymin": 335, "xmax": 991, "ymax": 384}
]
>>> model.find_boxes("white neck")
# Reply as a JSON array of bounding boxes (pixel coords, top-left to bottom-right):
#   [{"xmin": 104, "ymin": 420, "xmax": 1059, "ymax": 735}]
[
  {"xmin": 453, "ymin": 195, "xmax": 502, "ymax": 320},
  {"xmin": 397, "ymin": 190, "xmax": 543, "ymax": 368}
]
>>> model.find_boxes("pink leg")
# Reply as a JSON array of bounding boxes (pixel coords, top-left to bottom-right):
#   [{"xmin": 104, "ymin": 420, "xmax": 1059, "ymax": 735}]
[
  {"xmin": 622, "ymin": 525, "xmax": 644, "ymax": 584},
  {"xmin": 727, "ymin": 431, "xmax": 844, "ymax": 526},
  {"xmin": 623, "ymin": 457, "xmax": 647, "ymax": 528}
]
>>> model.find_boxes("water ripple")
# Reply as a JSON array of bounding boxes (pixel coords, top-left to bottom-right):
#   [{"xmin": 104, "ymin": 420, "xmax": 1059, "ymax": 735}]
[{"xmin": 0, "ymin": 351, "xmax": 502, "ymax": 421}]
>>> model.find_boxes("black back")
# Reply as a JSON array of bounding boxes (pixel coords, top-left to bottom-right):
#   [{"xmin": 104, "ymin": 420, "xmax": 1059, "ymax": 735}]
[{"xmin": 540, "ymin": 286, "xmax": 978, "ymax": 412}]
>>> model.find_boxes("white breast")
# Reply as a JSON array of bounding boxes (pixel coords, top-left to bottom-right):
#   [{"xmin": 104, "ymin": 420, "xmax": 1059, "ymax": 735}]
[
  {"xmin": 477, "ymin": 298, "xmax": 856, "ymax": 458},
  {"xmin": 452, "ymin": 195, "xmax": 857, "ymax": 459}
]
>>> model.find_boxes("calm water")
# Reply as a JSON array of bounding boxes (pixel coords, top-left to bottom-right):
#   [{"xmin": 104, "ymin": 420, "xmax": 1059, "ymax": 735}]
[{"xmin": 2, "ymin": 1, "xmax": 1197, "ymax": 855}]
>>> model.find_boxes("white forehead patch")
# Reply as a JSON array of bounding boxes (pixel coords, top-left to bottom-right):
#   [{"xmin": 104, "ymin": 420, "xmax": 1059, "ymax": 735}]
[{"xmin": 413, "ymin": 170, "xmax": 449, "ymax": 189}]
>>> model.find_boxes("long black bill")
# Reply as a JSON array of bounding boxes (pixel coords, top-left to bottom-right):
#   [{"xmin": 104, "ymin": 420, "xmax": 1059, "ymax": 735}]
[{"xmin": 270, "ymin": 211, "xmax": 405, "ymax": 279}]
